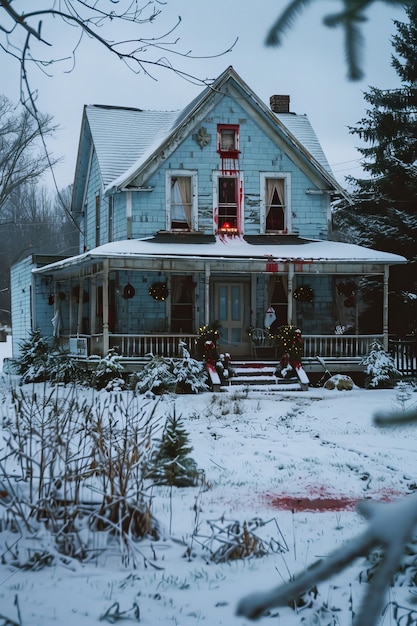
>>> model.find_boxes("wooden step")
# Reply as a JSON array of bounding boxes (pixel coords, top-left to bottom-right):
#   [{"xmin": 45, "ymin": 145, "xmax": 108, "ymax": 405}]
[{"xmin": 222, "ymin": 360, "xmax": 309, "ymax": 391}]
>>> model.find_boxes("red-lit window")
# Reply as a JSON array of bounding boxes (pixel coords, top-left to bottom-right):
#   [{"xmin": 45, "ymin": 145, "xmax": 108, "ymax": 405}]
[
  {"xmin": 218, "ymin": 176, "xmax": 238, "ymax": 233},
  {"xmin": 217, "ymin": 124, "xmax": 240, "ymax": 158}
]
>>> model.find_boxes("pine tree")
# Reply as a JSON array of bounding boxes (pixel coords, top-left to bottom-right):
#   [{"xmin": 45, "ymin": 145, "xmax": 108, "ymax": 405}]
[
  {"xmin": 333, "ymin": 6, "xmax": 417, "ymax": 335},
  {"xmin": 147, "ymin": 408, "xmax": 199, "ymax": 487},
  {"xmin": 361, "ymin": 340, "xmax": 401, "ymax": 389}
]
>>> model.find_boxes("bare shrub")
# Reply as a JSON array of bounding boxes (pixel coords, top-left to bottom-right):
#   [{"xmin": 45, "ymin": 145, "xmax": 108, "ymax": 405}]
[
  {"xmin": 193, "ymin": 516, "xmax": 288, "ymax": 563},
  {"xmin": 0, "ymin": 385, "xmax": 163, "ymax": 568}
]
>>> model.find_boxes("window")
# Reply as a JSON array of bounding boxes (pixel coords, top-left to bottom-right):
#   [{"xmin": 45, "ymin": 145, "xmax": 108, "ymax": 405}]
[
  {"xmin": 166, "ymin": 171, "xmax": 197, "ymax": 231},
  {"xmin": 260, "ymin": 174, "xmax": 290, "ymax": 234},
  {"xmin": 170, "ymin": 275, "xmax": 194, "ymax": 332},
  {"xmin": 218, "ymin": 176, "xmax": 238, "ymax": 233},
  {"xmin": 217, "ymin": 124, "xmax": 240, "ymax": 156}
]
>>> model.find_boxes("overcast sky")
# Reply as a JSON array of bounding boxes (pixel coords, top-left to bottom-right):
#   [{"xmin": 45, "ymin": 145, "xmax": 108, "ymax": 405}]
[{"xmin": 0, "ymin": 1, "xmax": 407, "ymax": 191}]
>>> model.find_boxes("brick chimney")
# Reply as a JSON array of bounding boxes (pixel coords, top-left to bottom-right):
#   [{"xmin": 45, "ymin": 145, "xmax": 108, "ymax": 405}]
[{"xmin": 270, "ymin": 95, "xmax": 290, "ymax": 113}]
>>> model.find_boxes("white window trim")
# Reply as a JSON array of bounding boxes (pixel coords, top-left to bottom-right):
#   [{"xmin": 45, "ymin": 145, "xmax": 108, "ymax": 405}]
[
  {"xmin": 212, "ymin": 170, "xmax": 244, "ymax": 235},
  {"xmin": 260, "ymin": 172, "xmax": 291, "ymax": 234},
  {"xmin": 165, "ymin": 170, "xmax": 198, "ymax": 231}
]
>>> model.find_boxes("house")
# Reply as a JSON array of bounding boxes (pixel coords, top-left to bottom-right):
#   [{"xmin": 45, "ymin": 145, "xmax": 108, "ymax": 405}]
[{"xmin": 11, "ymin": 66, "xmax": 406, "ymax": 375}]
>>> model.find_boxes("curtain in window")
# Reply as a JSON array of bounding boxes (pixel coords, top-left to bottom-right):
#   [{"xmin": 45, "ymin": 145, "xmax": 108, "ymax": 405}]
[
  {"xmin": 265, "ymin": 178, "xmax": 285, "ymax": 217},
  {"xmin": 171, "ymin": 177, "xmax": 191, "ymax": 227},
  {"xmin": 268, "ymin": 275, "xmax": 287, "ymax": 303}
]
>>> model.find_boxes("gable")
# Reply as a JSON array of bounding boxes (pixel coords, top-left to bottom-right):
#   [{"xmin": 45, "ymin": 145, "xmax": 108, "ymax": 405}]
[{"xmin": 72, "ymin": 67, "xmax": 342, "ymax": 202}]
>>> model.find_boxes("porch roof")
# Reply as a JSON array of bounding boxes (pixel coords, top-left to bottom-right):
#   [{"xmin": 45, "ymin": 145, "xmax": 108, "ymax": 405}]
[{"xmin": 33, "ymin": 235, "xmax": 406, "ymax": 277}]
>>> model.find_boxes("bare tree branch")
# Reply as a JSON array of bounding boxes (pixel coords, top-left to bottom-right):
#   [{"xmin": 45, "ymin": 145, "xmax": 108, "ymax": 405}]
[
  {"xmin": 0, "ymin": 95, "xmax": 59, "ymax": 212},
  {"xmin": 237, "ymin": 493, "xmax": 417, "ymax": 626},
  {"xmin": 0, "ymin": 0, "xmax": 237, "ymax": 117}
]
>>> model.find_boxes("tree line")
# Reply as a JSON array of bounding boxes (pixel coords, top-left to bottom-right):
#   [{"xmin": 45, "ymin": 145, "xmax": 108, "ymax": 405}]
[{"xmin": 0, "ymin": 95, "xmax": 78, "ymax": 326}]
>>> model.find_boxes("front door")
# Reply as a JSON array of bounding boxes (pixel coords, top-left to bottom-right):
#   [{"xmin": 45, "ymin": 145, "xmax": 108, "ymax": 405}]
[{"xmin": 214, "ymin": 282, "xmax": 250, "ymax": 356}]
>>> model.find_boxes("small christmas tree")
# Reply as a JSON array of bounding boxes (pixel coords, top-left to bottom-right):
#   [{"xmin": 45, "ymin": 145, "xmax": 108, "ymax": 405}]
[
  {"xmin": 147, "ymin": 408, "xmax": 199, "ymax": 487},
  {"xmin": 362, "ymin": 340, "xmax": 401, "ymax": 389}
]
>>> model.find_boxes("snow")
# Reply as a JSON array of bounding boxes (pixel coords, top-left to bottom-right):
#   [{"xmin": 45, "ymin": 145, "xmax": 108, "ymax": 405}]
[
  {"xmin": 1, "ymin": 340, "xmax": 417, "ymax": 625},
  {"xmin": 33, "ymin": 234, "xmax": 406, "ymax": 276}
]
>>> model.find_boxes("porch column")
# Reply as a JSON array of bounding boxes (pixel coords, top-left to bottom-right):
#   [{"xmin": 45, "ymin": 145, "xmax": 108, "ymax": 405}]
[
  {"xmin": 90, "ymin": 275, "xmax": 97, "ymax": 335},
  {"xmin": 77, "ymin": 277, "xmax": 84, "ymax": 335},
  {"xmin": 204, "ymin": 262, "xmax": 210, "ymax": 325},
  {"xmin": 102, "ymin": 259, "xmax": 109, "ymax": 354},
  {"xmin": 287, "ymin": 263, "xmax": 294, "ymax": 324},
  {"xmin": 383, "ymin": 265, "xmax": 389, "ymax": 351}
]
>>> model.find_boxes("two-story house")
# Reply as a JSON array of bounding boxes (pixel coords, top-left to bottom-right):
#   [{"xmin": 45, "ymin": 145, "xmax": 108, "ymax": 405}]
[{"xmin": 11, "ymin": 66, "xmax": 405, "ymax": 371}]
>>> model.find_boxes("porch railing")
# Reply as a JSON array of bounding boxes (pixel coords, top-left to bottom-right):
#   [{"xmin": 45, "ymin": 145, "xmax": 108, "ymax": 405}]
[
  {"xmin": 79, "ymin": 333, "xmax": 383, "ymax": 359},
  {"xmin": 109, "ymin": 333, "xmax": 199, "ymax": 358},
  {"xmin": 67, "ymin": 332, "xmax": 416, "ymax": 375},
  {"xmin": 302, "ymin": 334, "xmax": 384, "ymax": 358},
  {"xmin": 389, "ymin": 339, "xmax": 417, "ymax": 376}
]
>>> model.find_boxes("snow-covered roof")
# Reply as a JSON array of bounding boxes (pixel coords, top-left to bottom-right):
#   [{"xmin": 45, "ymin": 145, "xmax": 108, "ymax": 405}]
[
  {"xmin": 85, "ymin": 106, "xmax": 180, "ymax": 189},
  {"xmin": 34, "ymin": 235, "xmax": 406, "ymax": 275},
  {"xmin": 275, "ymin": 113, "xmax": 332, "ymax": 175}
]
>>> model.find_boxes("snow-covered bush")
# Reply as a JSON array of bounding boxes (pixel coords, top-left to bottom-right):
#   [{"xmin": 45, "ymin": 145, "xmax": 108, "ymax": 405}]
[
  {"xmin": 0, "ymin": 387, "xmax": 162, "ymax": 568},
  {"xmin": 172, "ymin": 342, "xmax": 209, "ymax": 393},
  {"xmin": 132, "ymin": 356, "xmax": 177, "ymax": 394},
  {"xmin": 215, "ymin": 352, "xmax": 234, "ymax": 383},
  {"xmin": 15, "ymin": 329, "xmax": 52, "ymax": 383},
  {"xmin": 16, "ymin": 329, "xmax": 84, "ymax": 384},
  {"xmin": 361, "ymin": 340, "xmax": 401, "ymax": 389},
  {"xmin": 133, "ymin": 348, "xmax": 208, "ymax": 395},
  {"xmin": 195, "ymin": 517, "xmax": 288, "ymax": 563},
  {"xmin": 93, "ymin": 348, "xmax": 125, "ymax": 390}
]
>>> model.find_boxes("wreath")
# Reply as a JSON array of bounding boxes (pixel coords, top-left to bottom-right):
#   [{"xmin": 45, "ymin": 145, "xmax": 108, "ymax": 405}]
[
  {"xmin": 149, "ymin": 282, "xmax": 169, "ymax": 301},
  {"xmin": 123, "ymin": 283, "xmax": 135, "ymax": 300},
  {"xmin": 293, "ymin": 285, "xmax": 314, "ymax": 303},
  {"xmin": 337, "ymin": 280, "xmax": 357, "ymax": 297}
]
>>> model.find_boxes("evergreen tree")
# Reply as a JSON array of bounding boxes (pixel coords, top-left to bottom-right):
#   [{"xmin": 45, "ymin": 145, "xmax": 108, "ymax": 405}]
[
  {"xmin": 147, "ymin": 409, "xmax": 199, "ymax": 487},
  {"xmin": 333, "ymin": 6, "xmax": 417, "ymax": 335},
  {"xmin": 361, "ymin": 340, "xmax": 401, "ymax": 389}
]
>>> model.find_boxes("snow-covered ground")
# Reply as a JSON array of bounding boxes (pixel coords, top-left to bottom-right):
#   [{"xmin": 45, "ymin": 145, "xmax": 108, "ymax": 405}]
[{"xmin": 0, "ymin": 340, "xmax": 417, "ymax": 625}]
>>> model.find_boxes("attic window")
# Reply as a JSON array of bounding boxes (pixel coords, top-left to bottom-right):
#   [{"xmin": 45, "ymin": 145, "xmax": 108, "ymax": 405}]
[{"xmin": 217, "ymin": 124, "xmax": 240, "ymax": 158}]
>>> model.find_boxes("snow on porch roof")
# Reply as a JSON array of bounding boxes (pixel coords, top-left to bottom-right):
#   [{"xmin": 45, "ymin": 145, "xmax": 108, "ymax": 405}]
[{"xmin": 33, "ymin": 235, "xmax": 406, "ymax": 275}]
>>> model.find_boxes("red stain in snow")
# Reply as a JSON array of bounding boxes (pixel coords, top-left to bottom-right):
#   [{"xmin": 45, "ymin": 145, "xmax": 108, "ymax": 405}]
[
  {"xmin": 262, "ymin": 487, "xmax": 403, "ymax": 512},
  {"xmin": 266, "ymin": 494, "xmax": 358, "ymax": 512}
]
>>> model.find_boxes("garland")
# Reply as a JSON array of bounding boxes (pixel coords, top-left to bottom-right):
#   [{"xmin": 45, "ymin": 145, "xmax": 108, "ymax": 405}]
[
  {"xmin": 271, "ymin": 324, "xmax": 304, "ymax": 360},
  {"xmin": 149, "ymin": 282, "xmax": 169, "ymax": 301}
]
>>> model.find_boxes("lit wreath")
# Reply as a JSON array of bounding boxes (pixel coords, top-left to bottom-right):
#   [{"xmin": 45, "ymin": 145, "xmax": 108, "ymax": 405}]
[
  {"xmin": 149, "ymin": 282, "xmax": 169, "ymax": 301},
  {"xmin": 293, "ymin": 285, "xmax": 314, "ymax": 303}
]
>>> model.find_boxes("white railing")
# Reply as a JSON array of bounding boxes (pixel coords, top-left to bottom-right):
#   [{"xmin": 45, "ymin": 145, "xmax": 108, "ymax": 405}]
[
  {"xmin": 302, "ymin": 335, "xmax": 384, "ymax": 358},
  {"xmin": 65, "ymin": 333, "xmax": 384, "ymax": 360},
  {"xmin": 109, "ymin": 333, "xmax": 199, "ymax": 358}
]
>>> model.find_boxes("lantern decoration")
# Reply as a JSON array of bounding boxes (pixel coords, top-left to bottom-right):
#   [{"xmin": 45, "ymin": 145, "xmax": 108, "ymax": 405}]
[
  {"xmin": 293, "ymin": 285, "xmax": 314, "ymax": 303},
  {"xmin": 149, "ymin": 282, "xmax": 168, "ymax": 301},
  {"xmin": 123, "ymin": 283, "xmax": 135, "ymax": 300}
]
